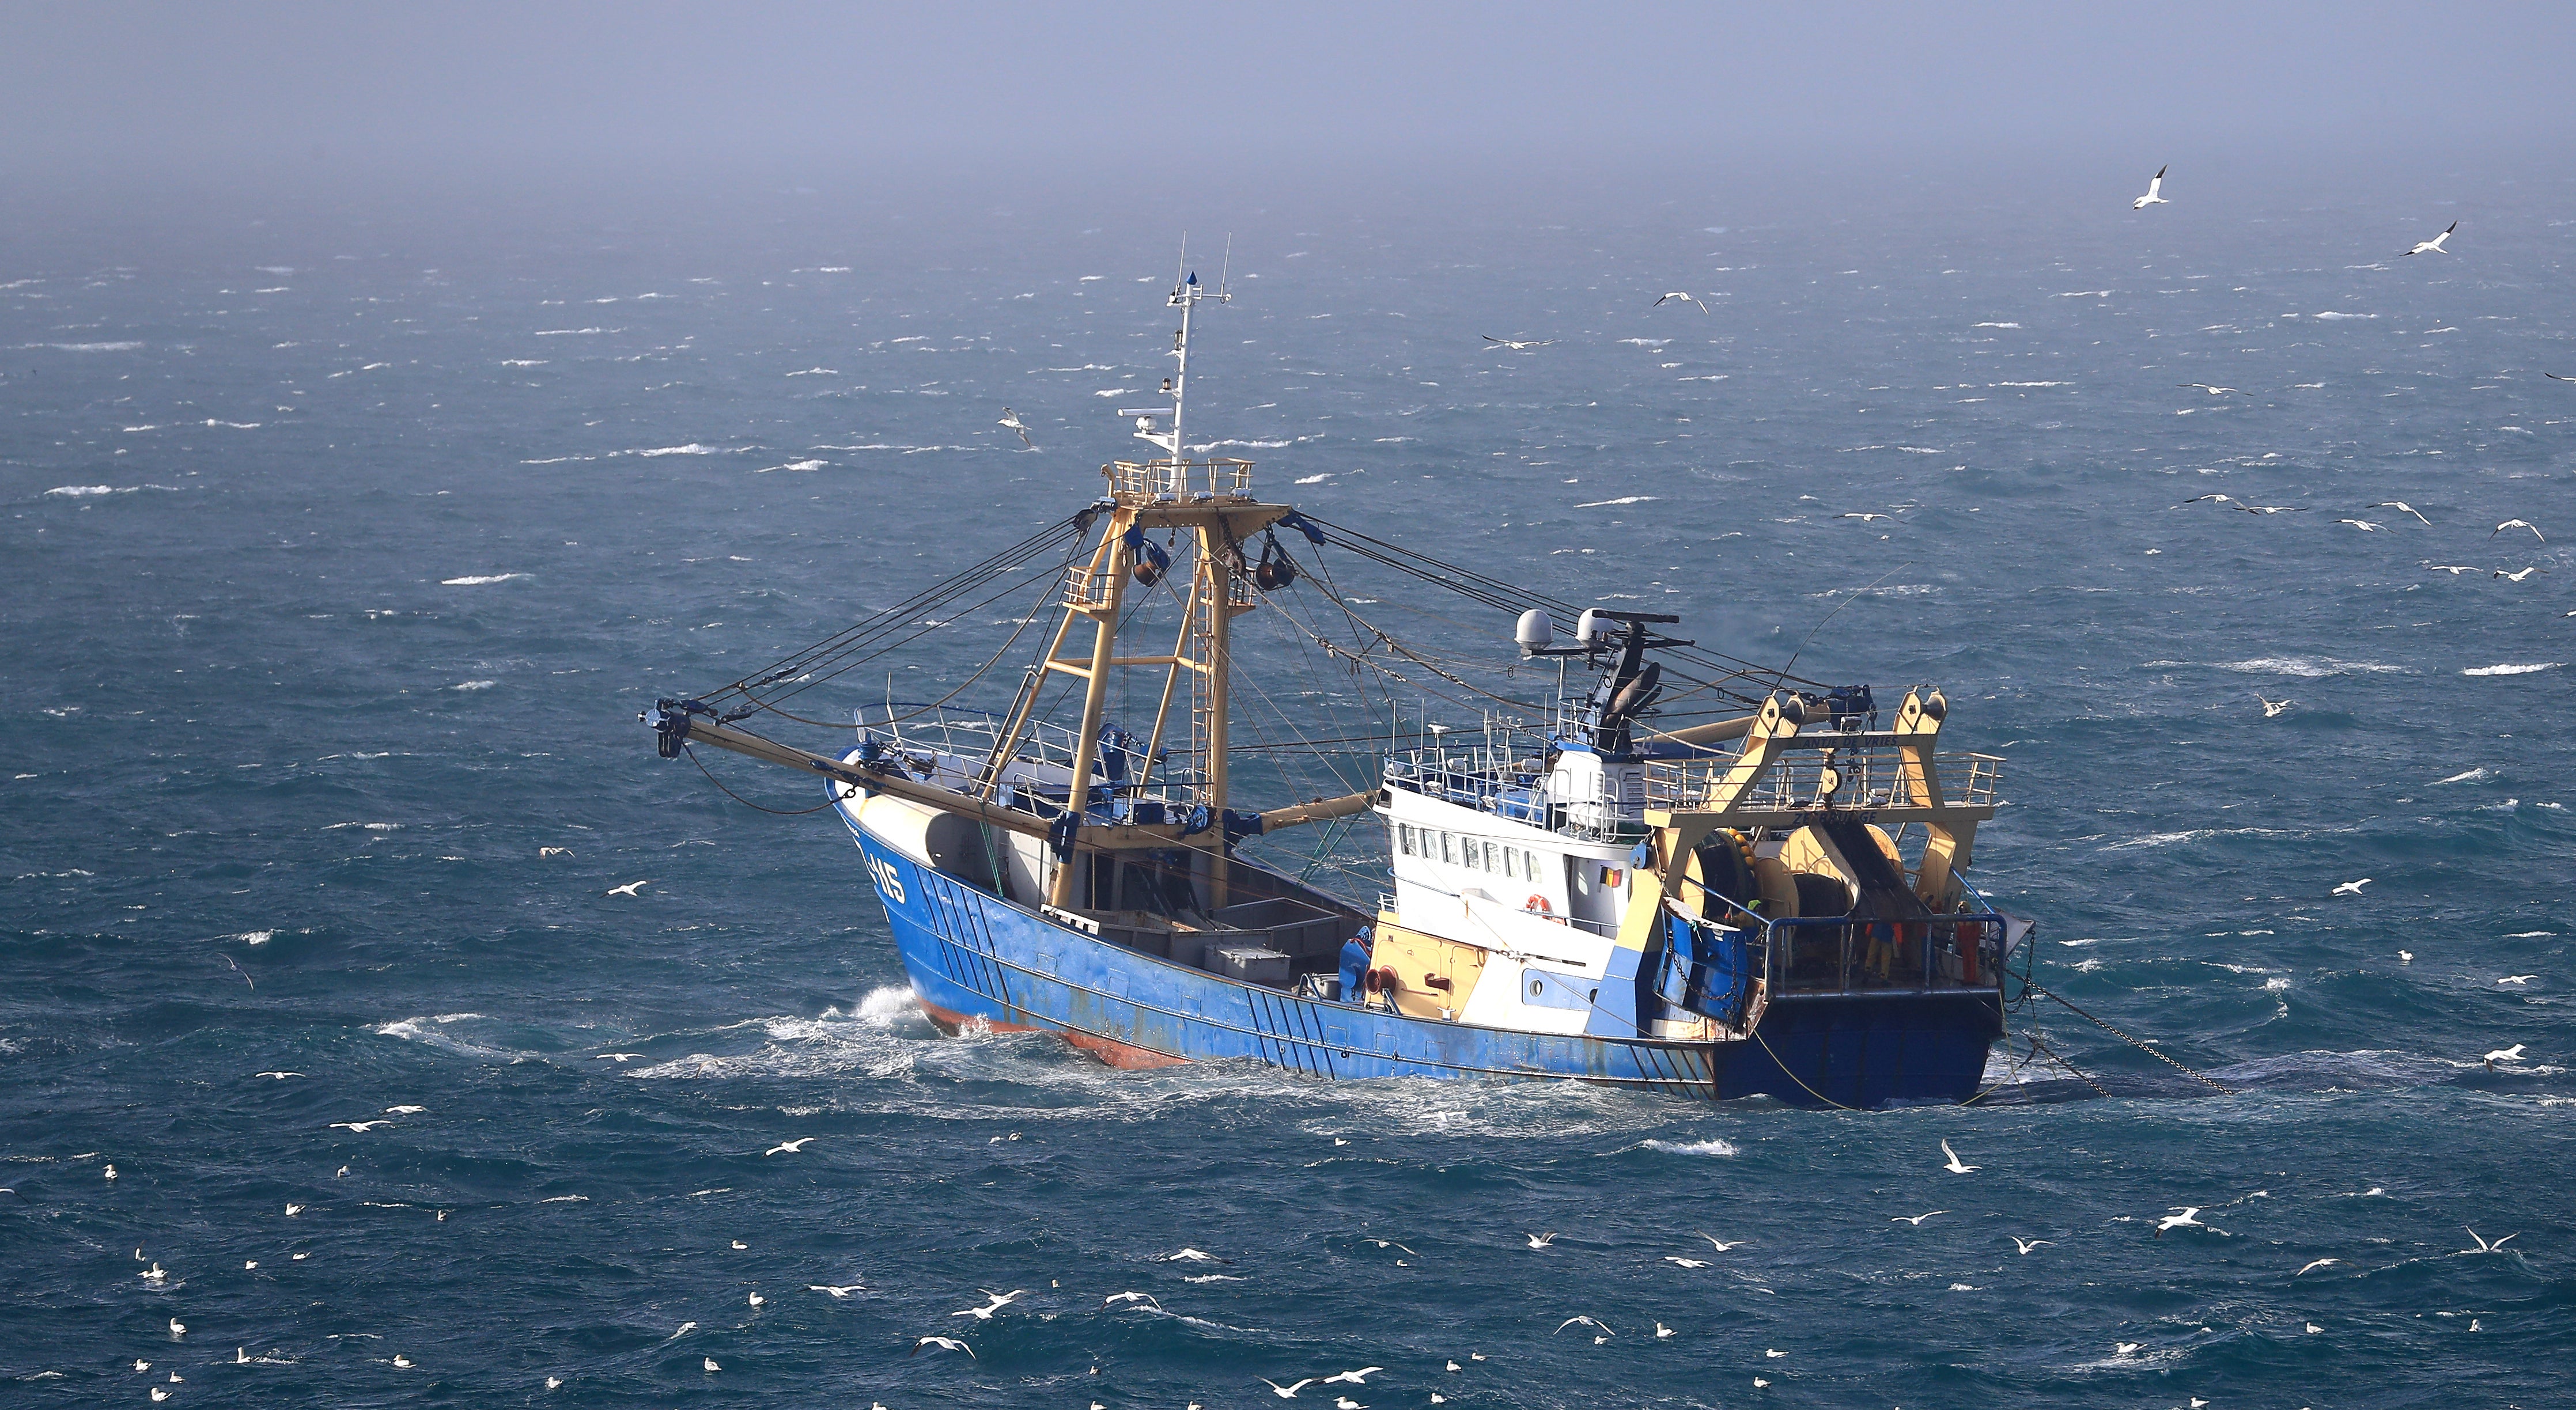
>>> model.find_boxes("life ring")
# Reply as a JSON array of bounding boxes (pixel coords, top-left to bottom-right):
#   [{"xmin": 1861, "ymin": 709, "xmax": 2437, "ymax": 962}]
[{"xmin": 1525, "ymin": 894, "xmax": 1553, "ymax": 915}]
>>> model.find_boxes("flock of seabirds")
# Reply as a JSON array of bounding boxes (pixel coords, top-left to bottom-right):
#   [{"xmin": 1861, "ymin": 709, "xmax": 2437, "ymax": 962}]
[{"xmin": 29, "ymin": 164, "xmax": 2556, "ymax": 1401}]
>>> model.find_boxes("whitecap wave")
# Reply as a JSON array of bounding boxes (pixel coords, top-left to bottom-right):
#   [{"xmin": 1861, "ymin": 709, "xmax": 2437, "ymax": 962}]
[
  {"xmin": 856, "ymin": 986, "xmax": 918, "ymax": 1025},
  {"xmin": 2103, "ymin": 826, "xmax": 2304, "ymax": 850},
  {"xmin": 452, "ymin": 680, "xmax": 497, "ymax": 691},
  {"xmin": 1642, "ymin": 1137, "xmax": 1739, "ymax": 1157},
  {"xmin": 2462, "ymin": 663, "xmax": 2560, "ymax": 677},
  {"xmin": 45, "ymin": 340, "xmax": 143, "ymax": 351},
  {"xmin": 440, "ymin": 573, "xmax": 526, "ymax": 586},
  {"xmin": 2312, "ymin": 311, "xmax": 2377, "ymax": 320},
  {"xmin": 2216, "ymin": 657, "xmax": 2409, "ymax": 678},
  {"xmin": 2431, "ymin": 768, "xmax": 2493, "ymax": 785},
  {"xmin": 44, "ymin": 485, "xmax": 120, "ymax": 497},
  {"xmin": 373, "ymin": 1013, "xmax": 523, "ymax": 1061},
  {"xmin": 757, "ymin": 459, "xmax": 826, "ymax": 473}
]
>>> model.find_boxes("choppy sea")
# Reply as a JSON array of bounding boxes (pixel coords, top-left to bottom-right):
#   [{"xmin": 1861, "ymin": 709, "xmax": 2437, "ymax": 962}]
[{"xmin": 4, "ymin": 169, "xmax": 2570, "ymax": 1407}]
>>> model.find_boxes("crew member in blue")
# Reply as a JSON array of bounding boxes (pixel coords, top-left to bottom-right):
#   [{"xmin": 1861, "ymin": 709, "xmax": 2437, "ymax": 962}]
[{"xmin": 1338, "ymin": 926, "xmax": 1374, "ymax": 1004}]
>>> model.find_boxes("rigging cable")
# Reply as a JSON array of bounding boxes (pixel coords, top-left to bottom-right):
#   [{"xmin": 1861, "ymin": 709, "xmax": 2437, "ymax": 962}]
[
  {"xmin": 2019, "ymin": 979, "xmax": 2234, "ymax": 1096},
  {"xmin": 683, "ymin": 744, "xmax": 840, "ymax": 816}
]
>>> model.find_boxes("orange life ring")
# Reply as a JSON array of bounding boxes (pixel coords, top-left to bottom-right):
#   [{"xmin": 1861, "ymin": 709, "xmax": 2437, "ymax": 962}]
[{"xmin": 1525, "ymin": 894, "xmax": 1553, "ymax": 915}]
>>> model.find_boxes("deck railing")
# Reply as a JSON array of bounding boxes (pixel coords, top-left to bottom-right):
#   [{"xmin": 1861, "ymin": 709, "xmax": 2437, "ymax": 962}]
[
  {"xmin": 1104, "ymin": 457, "xmax": 1256, "ymax": 502},
  {"xmin": 1642, "ymin": 743, "xmax": 2004, "ymax": 814}
]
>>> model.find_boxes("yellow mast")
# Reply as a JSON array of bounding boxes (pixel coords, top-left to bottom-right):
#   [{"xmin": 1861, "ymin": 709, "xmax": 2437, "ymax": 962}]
[{"xmin": 646, "ymin": 253, "xmax": 1388, "ymax": 880}]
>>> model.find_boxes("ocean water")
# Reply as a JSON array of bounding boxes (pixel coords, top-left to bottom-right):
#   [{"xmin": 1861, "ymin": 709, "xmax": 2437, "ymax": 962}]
[{"xmin": 4, "ymin": 172, "xmax": 2570, "ymax": 1407}]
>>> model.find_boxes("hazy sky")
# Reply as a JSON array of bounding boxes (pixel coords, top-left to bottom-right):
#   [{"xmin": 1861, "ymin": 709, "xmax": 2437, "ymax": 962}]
[{"xmin": 6, "ymin": 2, "xmax": 2573, "ymax": 188}]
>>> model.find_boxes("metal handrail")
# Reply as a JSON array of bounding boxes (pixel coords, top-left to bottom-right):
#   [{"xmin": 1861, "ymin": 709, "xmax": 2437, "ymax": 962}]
[
  {"xmin": 1642, "ymin": 746, "xmax": 2005, "ymax": 813},
  {"xmin": 1105, "ymin": 457, "xmax": 1256, "ymax": 501},
  {"xmin": 1760, "ymin": 912, "xmax": 2007, "ymax": 996}
]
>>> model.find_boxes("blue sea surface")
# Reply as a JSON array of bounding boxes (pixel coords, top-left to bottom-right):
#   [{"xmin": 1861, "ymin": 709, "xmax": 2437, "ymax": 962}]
[{"xmin": 3, "ymin": 174, "xmax": 2570, "ymax": 1407}]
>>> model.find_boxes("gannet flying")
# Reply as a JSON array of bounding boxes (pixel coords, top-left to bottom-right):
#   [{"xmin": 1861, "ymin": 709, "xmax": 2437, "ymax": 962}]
[
  {"xmin": 2133, "ymin": 166, "xmax": 2169, "ymax": 210},
  {"xmin": 1652, "ymin": 293, "xmax": 1709, "ymax": 313},
  {"xmin": 1483, "ymin": 336, "xmax": 1556, "ymax": 350},
  {"xmin": 997, "ymin": 408, "xmax": 1037, "ymax": 450},
  {"xmin": 2404, "ymin": 221, "xmax": 2457, "ymax": 256}
]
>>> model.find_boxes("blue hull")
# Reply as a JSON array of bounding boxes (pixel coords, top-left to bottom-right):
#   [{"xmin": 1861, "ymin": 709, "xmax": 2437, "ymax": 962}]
[{"xmin": 856, "ymin": 835, "xmax": 2003, "ymax": 1108}]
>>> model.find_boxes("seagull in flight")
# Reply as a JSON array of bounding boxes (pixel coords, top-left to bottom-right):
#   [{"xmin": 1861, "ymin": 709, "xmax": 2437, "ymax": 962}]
[
  {"xmin": 2011, "ymin": 1237, "xmax": 2054, "ymax": 1255},
  {"xmin": 2177, "ymin": 493, "xmax": 2235, "ymax": 508},
  {"xmin": 604, "ymin": 880, "xmax": 649, "ymax": 897},
  {"xmin": 2133, "ymin": 166, "xmax": 2169, "ymax": 209},
  {"xmin": 763, "ymin": 1138, "xmax": 814, "ymax": 1156},
  {"xmin": 2498, "ymin": 975, "xmax": 2537, "ymax": 986},
  {"xmin": 808, "ymin": 1284, "xmax": 865, "ymax": 1299},
  {"xmin": 2336, "ymin": 518, "xmax": 2384, "ymax": 532},
  {"xmin": 997, "ymin": 408, "xmax": 1037, "ymax": 449},
  {"xmin": 951, "ymin": 1288, "xmax": 1026, "ymax": 1320},
  {"xmin": 1104, "ymin": 1291, "xmax": 1162, "ymax": 1311},
  {"xmin": 2234, "ymin": 503, "xmax": 2305, "ymax": 514},
  {"xmin": 1652, "ymin": 292, "xmax": 1709, "ymax": 313},
  {"xmin": 1258, "ymin": 1378, "xmax": 1317, "ymax": 1398},
  {"xmin": 2178, "ymin": 382, "xmax": 2241, "ymax": 396},
  {"xmin": 2424, "ymin": 563, "xmax": 2477, "ymax": 574},
  {"xmin": 1322, "ymin": 1367, "xmax": 1384, "ymax": 1385},
  {"xmin": 2549, "ymin": 372, "xmax": 2575, "ymax": 382},
  {"xmin": 1939, "ymin": 1139, "xmax": 1979, "ymax": 1173},
  {"xmin": 2494, "ymin": 566, "xmax": 2546, "ymax": 582},
  {"xmin": 254, "ymin": 1071, "xmax": 302, "ymax": 1079},
  {"xmin": 2373, "ymin": 501, "xmax": 2432, "ymax": 525},
  {"xmin": 1167, "ymin": 1247, "xmax": 1234, "ymax": 1263},
  {"xmin": 2485, "ymin": 1044, "xmax": 2526, "ymax": 1070},
  {"xmin": 2492, "ymin": 519, "xmax": 2544, "ymax": 541},
  {"xmin": 2154, "ymin": 1207, "xmax": 2208, "ymax": 1237},
  {"xmin": 2332, "ymin": 878, "xmax": 2371, "ymax": 896},
  {"xmin": 2463, "ymin": 1227, "xmax": 2518, "ymax": 1253},
  {"xmin": 2297, "ymin": 1257, "xmax": 2340, "ymax": 1276},
  {"xmin": 2255, "ymin": 695, "xmax": 2293, "ymax": 718},
  {"xmin": 1526, "ymin": 1231, "xmax": 1558, "ymax": 1249},
  {"xmin": 1891, "ymin": 1210, "xmax": 1948, "ymax": 1226},
  {"xmin": 2404, "ymin": 221, "xmax": 2457, "ymax": 256},
  {"xmin": 1841, "ymin": 511, "xmax": 1895, "ymax": 522},
  {"xmin": 1699, "ymin": 1233, "xmax": 1749, "ymax": 1252},
  {"xmin": 910, "ymin": 1336, "xmax": 974, "ymax": 1358},
  {"xmin": 1666, "ymin": 1256, "xmax": 1710, "ymax": 1268},
  {"xmin": 596, "ymin": 1052, "xmax": 643, "ymax": 1062},
  {"xmin": 1483, "ymin": 336, "xmax": 1556, "ymax": 350},
  {"xmin": 1554, "ymin": 1316, "xmax": 1614, "ymax": 1337}
]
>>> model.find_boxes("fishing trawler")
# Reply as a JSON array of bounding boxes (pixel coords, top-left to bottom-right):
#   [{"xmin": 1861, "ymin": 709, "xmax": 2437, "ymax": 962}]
[{"xmin": 643, "ymin": 269, "xmax": 2027, "ymax": 1108}]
